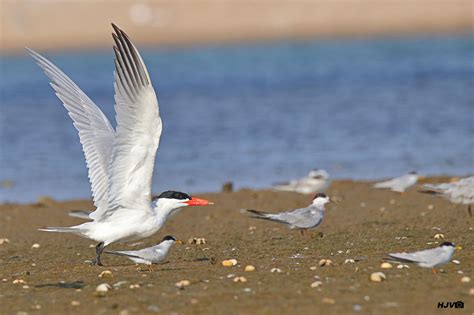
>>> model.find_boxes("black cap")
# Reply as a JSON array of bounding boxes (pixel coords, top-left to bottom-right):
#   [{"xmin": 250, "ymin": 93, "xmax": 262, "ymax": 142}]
[
  {"xmin": 162, "ymin": 235, "xmax": 177, "ymax": 242},
  {"xmin": 155, "ymin": 191, "xmax": 191, "ymax": 200},
  {"xmin": 313, "ymin": 193, "xmax": 327, "ymax": 199},
  {"xmin": 440, "ymin": 241, "xmax": 455, "ymax": 247}
]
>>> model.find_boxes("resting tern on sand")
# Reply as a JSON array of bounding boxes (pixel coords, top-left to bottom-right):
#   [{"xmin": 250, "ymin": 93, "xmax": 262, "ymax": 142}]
[
  {"xmin": 373, "ymin": 171, "xmax": 419, "ymax": 193},
  {"xmin": 246, "ymin": 193, "xmax": 334, "ymax": 236},
  {"xmin": 105, "ymin": 235, "xmax": 176, "ymax": 271},
  {"xmin": 420, "ymin": 176, "xmax": 474, "ymax": 217},
  {"xmin": 385, "ymin": 242, "xmax": 457, "ymax": 274},
  {"xmin": 30, "ymin": 24, "xmax": 212, "ymax": 266},
  {"xmin": 273, "ymin": 169, "xmax": 330, "ymax": 194}
]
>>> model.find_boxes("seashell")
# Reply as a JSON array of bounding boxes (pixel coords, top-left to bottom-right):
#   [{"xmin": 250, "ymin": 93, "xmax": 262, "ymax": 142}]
[
  {"xmin": 244, "ymin": 265, "xmax": 255, "ymax": 272},
  {"xmin": 370, "ymin": 272, "xmax": 386, "ymax": 282}
]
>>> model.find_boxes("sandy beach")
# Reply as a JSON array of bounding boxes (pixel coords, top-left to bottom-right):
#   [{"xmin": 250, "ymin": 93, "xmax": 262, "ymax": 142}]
[
  {"xmin": 1, "ymin": 0, "xmax": 472, "ymax": 54},
  {"xmin": 0, "ymin": 177, "xmax": 472, "ymax": 314}
]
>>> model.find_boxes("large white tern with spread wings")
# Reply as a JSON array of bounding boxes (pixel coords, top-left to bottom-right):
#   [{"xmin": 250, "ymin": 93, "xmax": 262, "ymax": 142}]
[{"xmin": 32, "ymin": 24, "xmax": 212, "ymax": 266}]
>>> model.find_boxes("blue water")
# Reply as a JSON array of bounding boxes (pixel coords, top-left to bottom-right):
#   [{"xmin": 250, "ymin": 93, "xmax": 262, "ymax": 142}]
[{"xmin": 0, "ymin": 34, "xmax": 473, "ymax": 203}]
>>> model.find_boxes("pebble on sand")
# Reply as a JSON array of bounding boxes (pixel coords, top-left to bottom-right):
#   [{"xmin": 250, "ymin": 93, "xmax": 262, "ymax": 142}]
[
  {"xmin": 233, "ymin": 276, "xmax": 247, "ymax": 283},
  {"xmin": 310, "ymin": 281, "xmax": 323, "ymax": 288},
  {"xmin": 175, "ymin": 280, "xmax": 191, "ymax": 288},
  {"xmin": 380, "ymin": 262, "xmax": 392, "ymax": 269},
  {"xmin": 370, "ymin": 272, "xmax": 386, "ymax": 282},
  {"xmin": 71, "ymin": 301, "xmax": 80, "ymax": 306},
  {"xmin": 95, "ymin": 283, "xmax": 111, "ymax": 296},
  {"xmin": 344, "ymin": 259, "xmax": 355, "ymax": 264},
  {"xmin": 469, "ymin": 288, "xmax": 474, "ymax": 296},
  {"xmin": 270, "ymin": 268, "xmax": 283, "ymax": 273},
  {"xmin": 461, "ymin": 276, "xmax": 470, "ymax": 283},
  {"xmin": 318, "ymin": 259, "xmax": 333, "ymax": 267},
  {"xmin": 0, "ymin": 238, "xmax": 10, "ymax": 245},
  {"xmin": 13, "ymin": 279, "xmax": 26, "ymax": 284},
  {"xmin": 322, "ymin": 297, "xmax": 336, "ymax": 304},
  {"xmin": 98, "ymin": 270, "xmax": 113, "ymax": 279},
  {"xmin": 244, "ymin": 265, "xmax": 255, "ymax": 272},
  {"xmin": 31, "ymin": 243, "xmax": 40, "ymax": 249},
  {"xmin": 222, "ymin": 259, "xmax": 238, "ymax": 267}
]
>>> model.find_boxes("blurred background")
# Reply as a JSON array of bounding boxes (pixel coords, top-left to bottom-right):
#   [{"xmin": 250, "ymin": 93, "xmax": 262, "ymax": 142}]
[{"xmin": 0, "ymin": 0, "xmax": 473, "ymax": 203}]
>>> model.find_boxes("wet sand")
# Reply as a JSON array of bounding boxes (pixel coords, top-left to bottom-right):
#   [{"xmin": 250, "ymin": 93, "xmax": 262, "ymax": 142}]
[{"xmin": 0, "ymin": 178, "xmax": 472, "ymax": 314}]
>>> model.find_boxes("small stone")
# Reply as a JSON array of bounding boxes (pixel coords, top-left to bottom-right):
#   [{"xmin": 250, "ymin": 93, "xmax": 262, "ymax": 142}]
[
  {"xmin": 344, "ymin": 259, "xmax": 355, "ymax": 264},
  {"xmin": 380, "ymin": 262, "xmax": 392, "ymax": 269},
  {"xmin": 175, "ymin": 280, "xmax": 190, "ymax": 288},
  {"xmin": 129, "ymin": 284, "xmax": 140, "ymax": 289},
  {"xmin": 469, "ymin": 288, "xmax": 474, "ymax": 296},
  {"xmin": 318, "ymin": 259, "xmax": 333, "ymax": 267},
  {"xmin": 310, "ymin": 266, "xmax": 317, "ymax": 270},
  {"xmin": 370, "ymin": 272, "xmax": 386, "ymax": 282},
  {"xmin": 147, "ymin": 305, "xmax": 161, "ymax": 313},
  {"xmin": 222, "ymin": 259, "xmax": 238, "ymax": 267},
  {"xmin": 71, "ymin": 301, "xmax": 80, "ymax": 306},
  {"xmin": 389, "ymin": 199, "xmax": 396, "ymax": 205},
  {"xmin": 452, "ymin": 260, "xmax": 461, "ymax": 265},
  {"xmin": 31, "ymin": 304, "xmax": 41, "ymax": 310},
  {"xmin": 98, "ymin": 270, "xmax": 113, "ymax": 279},
  {"xmin": 244, "ymin": 265, "xmax": 255, "ymax": 272},
  {"xmin": 433, "ymin": 233, "xmax": 444, "ymax": 239},
  {"xmin": 95, "ymin": 283, "xmax": 111, "ymax": 296},
  {"xmin": 190, "ymin": 298, "xmax": 199, "ymax": 305},
  {"xmin": 427, "ymin": 204, "xmax": 434, "ymax": 210},
  {"xmin": 0, "ymin": 238, "xmax": 10, "ymax": 245},
  {"xmin": 360, "ymin": 202, "xmax": 367, "ymax": 208},
  {"xmin": 13, "ymin": 279, "xmax": 26, "ymax": 284},
  {"xmin": 310, "ymin": 281, "xmax": 323, "ymax": 288},
  {"xmin": 31, "ymin": 243, "xmax": 40, "ymax": 249},
  {"xmin": 461, "ymin": 276, "xmax": 470, "ymax": 283},
  {"xmin": 270, "ymin": 268, "xmax": 282, "ymax": 273},
  {"xmin": 322, "ymin": 297, "xmax": 335, "ymax": 304},
  {"xmin": 379, "ymin": 207, "xmax": 385, "ymax": 212},
  {"xmin": 396, "ymin": 264, "xmax": 410, "ymax": 269},
  {"xmin": 353, "ymin": 304, "xmax": 362, "ymax": 312},
  {"xmin": 248, "ymin": 226, "xmax": 257, "ymax": 231},
  {"xmin": 233, "ymin": 276, "xmax": 247, "ymax": 283},
  {"xmin": 22, "ymin": 285, "xmax": 30, "ymax": 289}
]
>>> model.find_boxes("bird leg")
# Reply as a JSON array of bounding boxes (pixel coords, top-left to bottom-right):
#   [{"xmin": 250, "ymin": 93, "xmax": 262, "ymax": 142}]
[
  {"xmin": 91, "ymin": 242, "xmax": 105, "ymax": 266},
  {"xmin": 468, "ymin": 205, "xmax": 472, "ymax": 218},
  {"xmin": 148, "ymin": 264, "xmax": 154, "ymax": 272}
]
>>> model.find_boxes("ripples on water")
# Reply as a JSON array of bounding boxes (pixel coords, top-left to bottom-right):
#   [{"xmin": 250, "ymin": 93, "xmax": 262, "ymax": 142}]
[{"xmin": 0, "ymin": 34, "xmax": 473, "ymax": 202}]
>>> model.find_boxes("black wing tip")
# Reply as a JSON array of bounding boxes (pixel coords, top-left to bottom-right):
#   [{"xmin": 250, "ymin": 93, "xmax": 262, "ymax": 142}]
[{"xmin": 247, "ymin": 209, "xmax": 267, "ymax": 216}]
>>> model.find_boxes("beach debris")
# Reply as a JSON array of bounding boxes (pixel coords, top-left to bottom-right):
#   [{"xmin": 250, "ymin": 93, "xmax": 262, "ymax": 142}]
[
  {"xmin": 452, "ymin": 260, "xmax": 461, "ymax": 265},
  {"xmin": 318, "ymin": 259, "xmax": 333, "ymax": 267},
  {"xmin": 95, "ymin": 283, "xmax": 111, "ymax": 296},
  {"xmin": 222, "ymin": 182, "xmax": 233, "ymax": 193},
  {"xmin": 310, "ymin": 281, "xmax": 323, "ymax": 288},
  {"xmin": 188, "ymin": 237, "xmax": 206, "ymax": 245},
  {"xmin": 461, "ymin": 276, "xmax": 471, "ymax": 283},
  {"xmin": 71, "ymin": 301, "xmax": 80, "ymax": 306},
  {"xmin": 469, "ymin": 288, "xmax": 474, "ymax": 296},
  {"xmin": 353, "ymin": 304, "xmax": 362, "ymax": 312},
  {"xmin": 370, "ymin": 272, "xmax": 386, "ymax": 282},
  {"xmin": 396, "ymin": 264, "xmax": 410, "ymax": 269},
  {"xmin": 233, "ymin": 276, "xmax": 247, "ymax": 283},
  {"xmin": 389, "ymin": 199, "xmax": 396, "ymax": 205},
  {"xmin": 248, "ymin": 226, "xmax": 257, "ymax": 231},
  {"xmin": 147, "ymin": 305, "xmax": 161, "ymax": 313},
  {"xmin": 175, "ymin": 280, "xmax": 190, "ymax": 289},
  {"xmin": 322, "ymin": 297, "xmax": 336, "ymax": 304},
  {"xmin": 98, "ymin": 270, "xmax": 113, "ymax": 279},
  {"xmin": 344, "ymin": 259, "xmax": 355, "ymax": 264},
  {"xmin": 13, "ymin": 279, "xmax": 26, "ymax": 284},
  {"xmin": 360, "ymin": 202, "xmax": 367, "ymax": 208},
  {"xmin": 113, "ymin": 281, "xmax": 128, "ymax": 288},
  {"xmin": 22, "ymin": 285, "xmax": 30, "ymax": 289},
  {"xmin": 129, "ymin": 284, "xmax": 140, "ymax": 289},
  {"xmin": 433, "ymin": 233, "xmax": 444, "ymax": 239},
  {"xmin": 310, "ymin": 266, "xmax": 317, "ymax": 270},
  {"xmin": 222, "ymin": 259, "xmax": 238, "ymax": 267},
  {"xmin": 0, "ymin": 238, "xmax": 10, "ymax": 245},
  {"xmin": 380, "ymin": 262, "xmax": 393, "ymax": 269},
  {"xmin": 31, "ymin": 243, "xmax": 40, "ymax": 249},
  {"xmin": 427, "ymin": 204, "xmax": 434, "ymax": 210},
  {"xmin": 270, "ymin": 268, "xmax": 283, "ymax": 273},
  {"xmin": 244, "ymin": 265, "xmax": 255, "ymax": 272},
  {"xmin": 31, "ymin": 304, "xmax": 41, "ymax": 310}
]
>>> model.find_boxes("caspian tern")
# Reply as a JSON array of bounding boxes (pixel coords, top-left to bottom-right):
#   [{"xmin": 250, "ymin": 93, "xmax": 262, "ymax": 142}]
[
  {"xmin": 105, "ymin": 235, "xmax": 176, "ymax": 271},
  {"xmin": 385, "ymin": 242, "xmax": 457, "ymax": 274},
  {"xmin": 420, "ymin": 176, "xmax": 474, "ymax": 217},
  {"xmin": 273, "ymin": 169, "xmax": 330, "ymax": 194},
  {"xmin": 30, "ymin": 24, "xmax": 212, "ymax": 266},
  {"xmin": 373, "ymin": 171, "xmax": 419, "ymax": 193},
  {"xmin": 246, "ymin": 193, "xmax": 333, "ymax": 236}
]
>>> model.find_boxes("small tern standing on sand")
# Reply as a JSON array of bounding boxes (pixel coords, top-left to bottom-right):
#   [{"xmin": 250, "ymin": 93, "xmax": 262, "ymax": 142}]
[
  {"xmin": 420, "ymin": 176, "xmax": 474, "ymax": 217},
  {"xmin": 105, "ymin": 235, "xmax": 176, "ymax": 271},
  {"xmin": 31, "ymin": 24, "xmax": 212, "ymax": 266},
  {"xmin": 385, "ymin": 242, "xmax": 457, "ymax": 274},
  {"xmin": 373, "ymin": 171, "xmax": 419, "ymax": 193},
  {"xmin": 246, "ymin": 193, "xmax": 333, "ymax": 235},
  {"xmin": 273, "ymin": 169, "xmax": 330, "ymax": 194}
]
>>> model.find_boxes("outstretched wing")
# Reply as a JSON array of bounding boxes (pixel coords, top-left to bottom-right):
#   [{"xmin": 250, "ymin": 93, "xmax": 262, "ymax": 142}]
[
  {"xmin": 27, "ymin": 49, "xmax": 115, "ymax": 211},
  {"xmin": 91, "ymin": 24, "xmax": 162, "ymax": 221}
]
